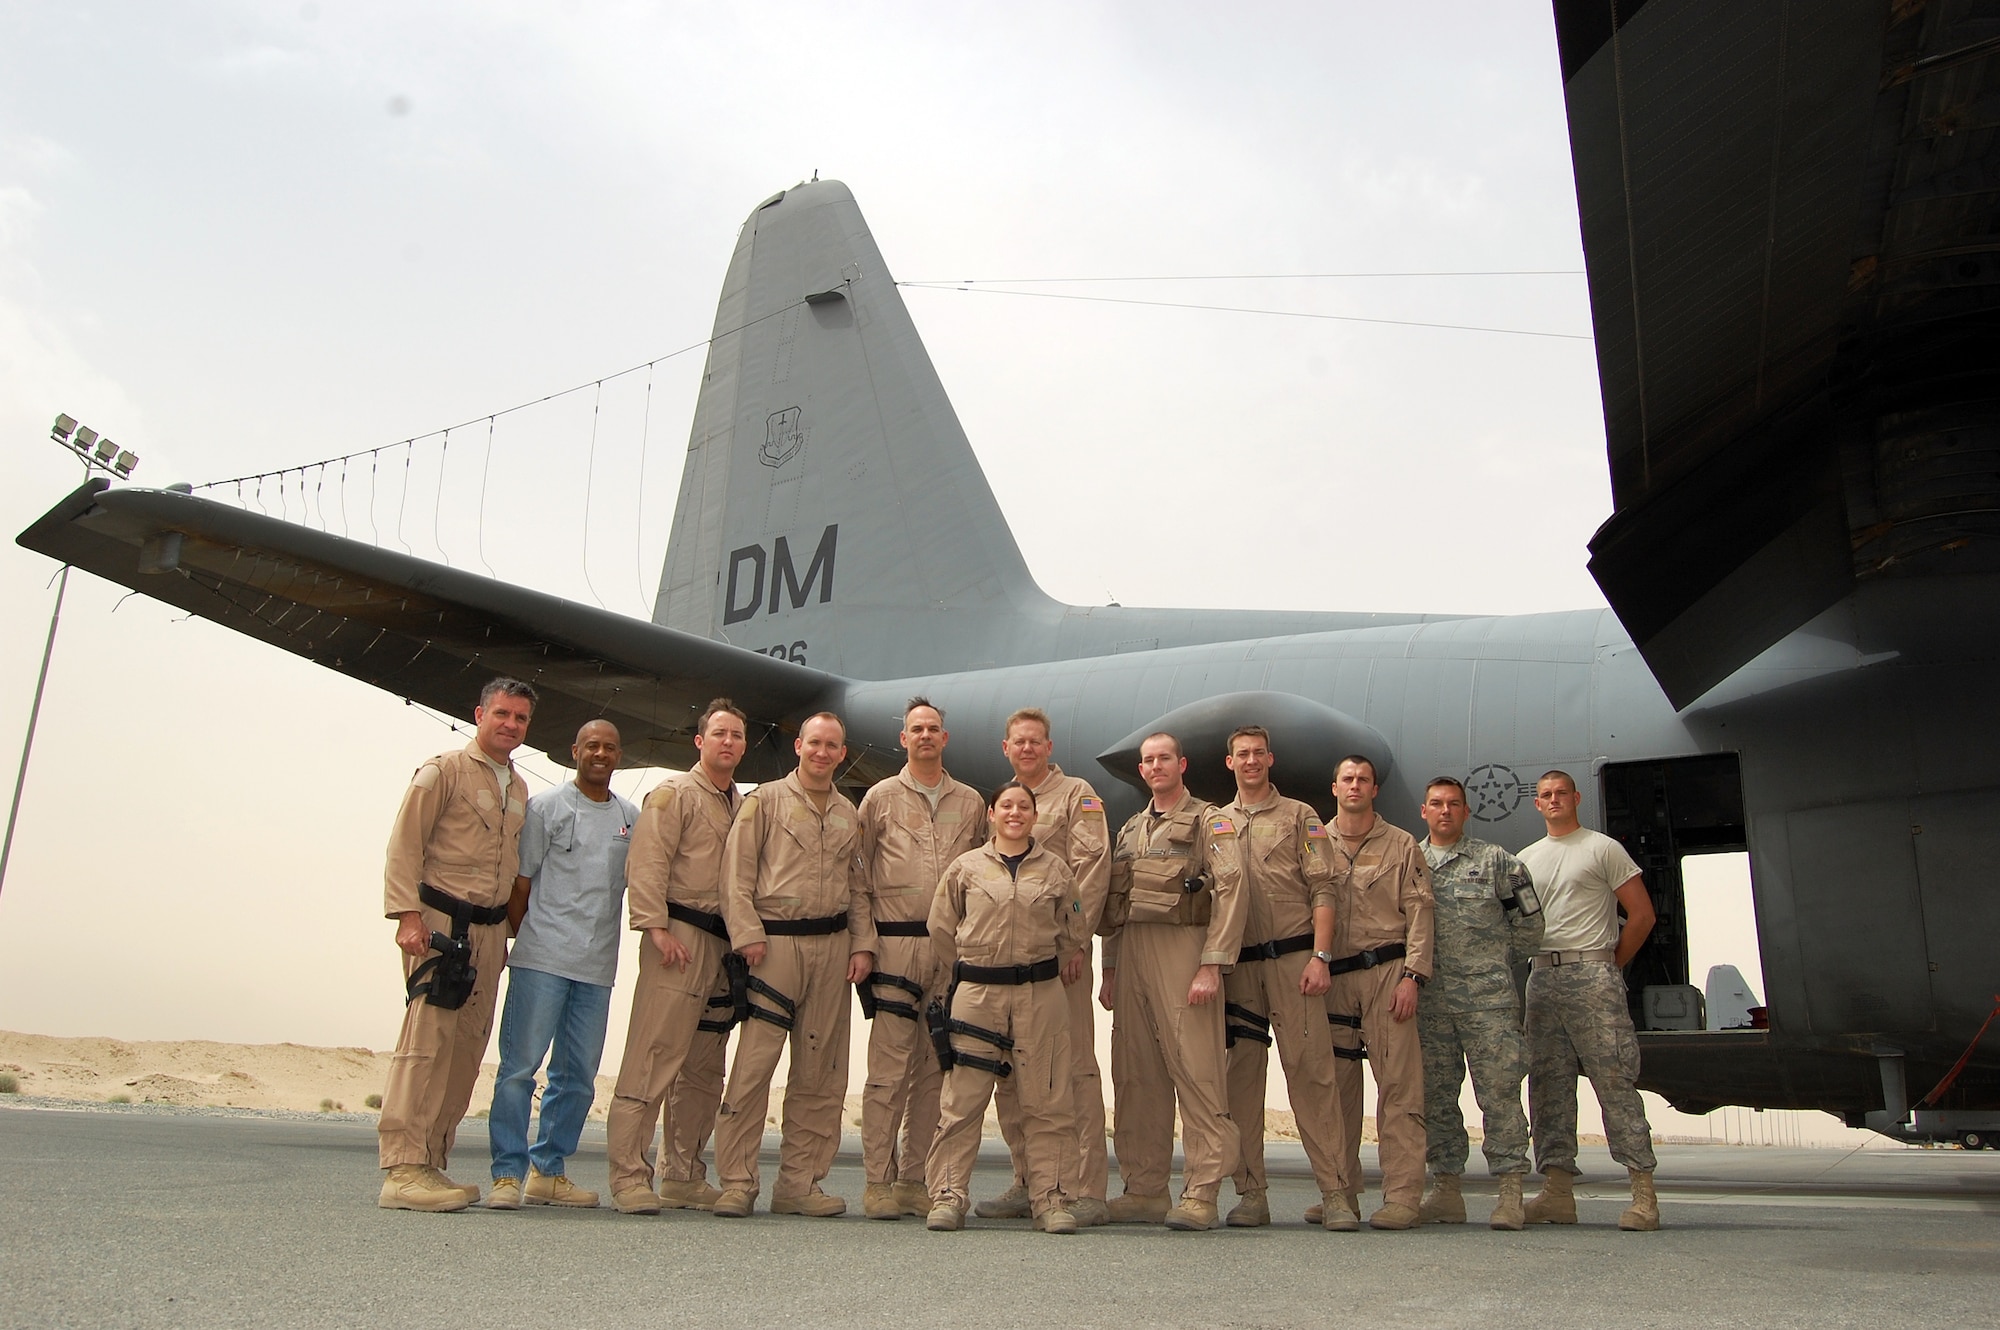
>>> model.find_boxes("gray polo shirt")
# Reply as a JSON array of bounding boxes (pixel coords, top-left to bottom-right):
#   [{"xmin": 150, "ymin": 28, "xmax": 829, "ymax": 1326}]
[{"xmin": 510, "ymin": 782, "xmax": 638, "ymax": 988}]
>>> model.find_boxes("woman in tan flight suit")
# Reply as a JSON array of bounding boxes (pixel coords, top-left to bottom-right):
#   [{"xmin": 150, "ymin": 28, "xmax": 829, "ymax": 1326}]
[{"xmin": 923, "ymin": 781, "xmax": 1088, "ymax": 1233}]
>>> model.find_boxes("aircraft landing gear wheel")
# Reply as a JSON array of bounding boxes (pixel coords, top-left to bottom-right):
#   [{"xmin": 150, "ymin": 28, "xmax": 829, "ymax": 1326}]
[{"xmin": 1959, "ymin": 1131, "xmax": 1985, "ymax": 1150}]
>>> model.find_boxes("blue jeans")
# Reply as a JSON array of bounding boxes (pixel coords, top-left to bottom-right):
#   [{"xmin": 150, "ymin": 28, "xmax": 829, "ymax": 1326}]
[{"xmin": 489, "ymin": 966, "xmax": 612, "ymax": 1182}]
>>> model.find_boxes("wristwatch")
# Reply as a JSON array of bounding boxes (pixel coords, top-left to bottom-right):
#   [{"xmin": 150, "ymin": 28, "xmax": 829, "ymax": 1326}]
[
  {"xmin": 1313, "ymin": 949, "xmax": 1336, "ymax": 964},
  {"xmin": 1403, "ymin": 969, "xmax": 1428, "ymax": 987}
]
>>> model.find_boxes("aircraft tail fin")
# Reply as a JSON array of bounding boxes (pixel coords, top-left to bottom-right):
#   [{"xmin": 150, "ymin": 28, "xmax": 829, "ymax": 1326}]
[{"xmin": 655, "ymin": 180, "xmax": 1055, "ymax": 679}]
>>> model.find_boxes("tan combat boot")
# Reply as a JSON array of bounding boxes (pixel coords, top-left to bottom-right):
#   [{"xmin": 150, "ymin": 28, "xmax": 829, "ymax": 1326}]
[
  {"xmin": 1106, "ymin": 1191, "xmax": 1170, "ymax": 1223},
  {"xmin": 1226, "ymin": 1190, "xmax": 1270, "ymax": 1227},
  {"xmin": 1619, "ymin": 1168, "xmax": 1660, "ymax": 1231},
  {"xmin": 429, "ymin": 1169, "xmax": 481, "ymax": 1202},
  {"xmin": 1369, "ymin": 1201, "xmax": 1420, "ymax": 1230},
  {"xmin": 863, "ymin": 1182, "xmax": 902, "ymax": 1220},
  {"xmin": 1522, "ymin": 1167, "xmax": 1577, "ymax": 1224},
  {"xmin": 1071, "ymin": 1197, "xmax": 1112, "ymax": 1227},
  {"xmin": 1164, "ymin": 1196, "xmax": 1220, "ymax": 1231},
  {"xmin": 926, "ymin": 1202, "xmax": 965, "ymax": 1231},
  {"xmin": 378, "ymin": 1164, "xmax": 470, "ymax": 1212},
  {"xmin": 1319, "ymin": 1191, "xmax": 1360, "ymax": 1232},
  {"xmin": 1035, "ymin": 1206, "xmax": 1079, "ymax": 1235},
  {"xmin": 1489, "ymin": 1174, "xmax": 1524, "ymax": 1231},
  {"xmin": 612, "ymin": 1186, "xmax": 662, "ymax": 1215},
  {"xmin": 973, "ymin": 1182, "xmax": 1032, "ymax": 1219},
  {"xmin": 486, "ymin": 1176, "xmax": 523, "ymax": 1211},
  {"xmin": 712, "ymin": 1186, "xmax": 756, "ymax": 1218},
  {"xmin": 658, "ymin": 1178, "xmax": 722, "ymax": 1210},
  {"xmin": 892, "ymin": 1180, "xmax": 932, "ymax": 1216},
  {"xmin": 772, "ymin": 1186, "xmax": 847, "ymax": 1217},
  {"xmin": 525, "ymin": 1166, "xmax": 599, "ymax": 1207},
  {"xmin": 1418, "ymin": 1172, "xmax": 1466, "ymax": 1224}
]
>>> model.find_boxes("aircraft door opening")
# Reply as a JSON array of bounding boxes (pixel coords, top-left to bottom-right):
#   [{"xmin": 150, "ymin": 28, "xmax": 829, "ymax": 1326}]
[{"xmin": 1599, "ymin": 755, "xmax": 1748, "ymax": 1031}]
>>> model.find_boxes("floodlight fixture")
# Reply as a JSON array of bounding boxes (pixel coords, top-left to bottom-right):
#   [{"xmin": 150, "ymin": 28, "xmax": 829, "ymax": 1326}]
[
  {"xmin": 51, "ymin": 414, "xmax": 77, "ymax": 444},
  {"xmin": 46, "ymin": 413, "xmax": 140, "ymax": 480},
  {"xmin": 93, "ymin": 438, "xmax": 118, "ymax": 465},
  {"xmin": 113, "ymin": 451, "xmax": 138, "ymax": 478},
  {"xmin": 74, "ymin": 425, "xmax": 98, "ymax": 453}
]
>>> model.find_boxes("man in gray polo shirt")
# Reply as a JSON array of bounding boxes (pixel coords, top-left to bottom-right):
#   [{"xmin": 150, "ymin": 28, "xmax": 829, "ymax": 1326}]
[{"xmin": 486, "ymin": 719, "xmax": 638, "ymax": 1209}]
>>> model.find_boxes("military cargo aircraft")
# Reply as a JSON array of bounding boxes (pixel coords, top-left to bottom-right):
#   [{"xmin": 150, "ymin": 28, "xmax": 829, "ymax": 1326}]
[{"xmin": 19, "ymin": 0, "xmax": 2000, "ymax": 1133}]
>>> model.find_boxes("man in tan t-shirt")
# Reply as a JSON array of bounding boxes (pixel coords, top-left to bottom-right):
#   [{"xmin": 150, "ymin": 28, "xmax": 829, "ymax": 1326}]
[
  {"xmin": 377, "ymin": 677, "xmax": 534, "ymax": 1213},
  {"xmin": 710, "ymin": 712, "xmax": 876, "ymax": 1218}
]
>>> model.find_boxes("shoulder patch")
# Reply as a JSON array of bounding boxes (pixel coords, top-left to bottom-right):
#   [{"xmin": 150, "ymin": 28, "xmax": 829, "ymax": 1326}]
[
  {"xmin": 410, "ymin": 763, "xmax": 442, "ymax": 790},
  {"xmin": 1305, "ymin": 819, "xmax": 1328, "ymax": 839},
  {"xmin": 1208, "ymin": 815, "xmax": 1237, "ymax": 837},
  {"xmin": 1078, "ymin": 796, "xmax": 1103, "ymax": 814}
]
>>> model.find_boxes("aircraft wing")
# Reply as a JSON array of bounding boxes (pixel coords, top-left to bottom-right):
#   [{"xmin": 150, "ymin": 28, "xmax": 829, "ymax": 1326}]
[
  {"xmin": 16, "ymin": 480, "xmax": 838, "ymax": 778},
  {"xmin": 1558, "ymin": 2, "xmax": 2000, "ymax": 707}
]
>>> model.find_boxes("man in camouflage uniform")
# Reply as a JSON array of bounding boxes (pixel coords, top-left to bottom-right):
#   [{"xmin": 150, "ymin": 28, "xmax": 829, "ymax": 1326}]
[
  {"xmin": 1517, "ymin": 770, "xmax": 1660, "ymax": 1232},
  {"xmin": 1415, "ymin": 776, "xmax": 1542, "ymax": 1230}
]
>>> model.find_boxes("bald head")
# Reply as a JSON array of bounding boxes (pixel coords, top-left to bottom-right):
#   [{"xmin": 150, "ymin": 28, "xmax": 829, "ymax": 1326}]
[{"xmin": 572, "ymin": 719, "xmax": 623, "ymax": 800}]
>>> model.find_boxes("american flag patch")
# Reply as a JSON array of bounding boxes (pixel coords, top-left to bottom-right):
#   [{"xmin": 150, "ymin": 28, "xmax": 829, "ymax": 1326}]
[
  {"xmin": 1306, "ymin": 822, "xmax": 1328, "ymax": 839},
  {"xmin": 1209, "ymin": 816, "xmax": 1237, "ymax": 836},
  {"xmin": 1078, "ymin": 796, "xmax": 1103, "ymax": 813}
]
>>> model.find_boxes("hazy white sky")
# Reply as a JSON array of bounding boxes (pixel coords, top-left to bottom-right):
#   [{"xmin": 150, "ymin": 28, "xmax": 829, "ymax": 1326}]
[{"xmin": 0, "ymin": 3, "xmax": 1849, "ymax": 1140}]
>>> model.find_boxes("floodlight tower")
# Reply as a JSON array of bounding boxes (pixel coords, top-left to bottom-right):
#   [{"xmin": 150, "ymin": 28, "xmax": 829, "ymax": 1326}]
[{"xmin": 2, "ymin": 416, "xmax": 142, "ymax": 901}]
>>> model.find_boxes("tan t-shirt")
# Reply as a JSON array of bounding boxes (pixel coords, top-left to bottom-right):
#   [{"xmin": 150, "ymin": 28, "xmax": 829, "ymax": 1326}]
[{"xmin": 1516, "ymin": 827, "xmax": 1641, "ymax": 953}]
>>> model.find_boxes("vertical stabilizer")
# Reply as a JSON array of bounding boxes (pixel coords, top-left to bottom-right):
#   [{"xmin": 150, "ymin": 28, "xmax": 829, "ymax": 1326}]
[{"xmin": 655, "ymin": 180, "xmax": 1056, "ymax": 679}]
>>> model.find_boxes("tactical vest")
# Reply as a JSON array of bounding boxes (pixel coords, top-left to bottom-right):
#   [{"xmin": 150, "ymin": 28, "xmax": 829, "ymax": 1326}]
[{"xmin": 1103, "ymin": 801, "xmax": 1214, "ymax": 932}]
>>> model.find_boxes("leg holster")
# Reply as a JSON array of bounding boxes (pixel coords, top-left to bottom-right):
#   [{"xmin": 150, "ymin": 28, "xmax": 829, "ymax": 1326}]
[
  {"xmin": 405, "ymin": 884, "xmax": 506, "ymax": 1009},
  {"xmin": 859, "ymin": 971, "xmax": 926, "ymax": 1022},
  {"xmin": 1225, "ymin": 1002, "xmax": 1273, "ymax": 1049},
  {"xmin": 927, "ymin": 969, "xmax": 1017, "ymax": 1078}
]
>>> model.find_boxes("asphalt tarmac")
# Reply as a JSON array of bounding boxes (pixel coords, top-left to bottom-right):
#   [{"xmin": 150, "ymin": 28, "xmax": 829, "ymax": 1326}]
[{"xmin": 4, "ymin": 1101, "xmax": 1997, "ymax": 1329}]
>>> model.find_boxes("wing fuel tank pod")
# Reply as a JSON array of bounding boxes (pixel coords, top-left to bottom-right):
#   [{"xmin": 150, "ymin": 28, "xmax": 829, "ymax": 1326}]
[{"xmin": 1097, "ymin": 691, "xmax": 1392, "ymax": 811}]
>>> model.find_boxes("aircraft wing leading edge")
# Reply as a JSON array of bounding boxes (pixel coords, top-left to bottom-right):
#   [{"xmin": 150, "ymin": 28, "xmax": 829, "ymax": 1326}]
[{"xmin": 16, "ymin": 481, "xmax": 838, "ymax": 777}]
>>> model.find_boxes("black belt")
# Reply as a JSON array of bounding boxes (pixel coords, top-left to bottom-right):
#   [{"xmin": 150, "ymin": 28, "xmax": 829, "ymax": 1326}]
[
  {"xmin": 418, "ymin": 883, "xmax": 508, "ymax": 928},
  {"xmin": 1238, "ymin": 931, "xmax": 1316, "ymax": 965},
  {"xmin": 1225, "ymin": 1002, "xmax": 1272, "ymax": 1049},
  {"xmin": 761, "ymin": 912, "xmax": 849, "ymax": 936},
  {"xmin": 954, "ymin": 957, "xmax": 1060, "ymax": 986},
  {"xmin": 667, "ymin": 901, "xmax": 730, "ymax": 940},
  {"xmin": 1324, "ymin": 941, "xmax": 1406, "ymax": 976},
  {"xmin": 1326, "ymin": 1012, "xmax": 1362, "ymax": 1030},
  {"xmin": 875, "ymin": 919, "xmax": 930, "ymax": 938}
]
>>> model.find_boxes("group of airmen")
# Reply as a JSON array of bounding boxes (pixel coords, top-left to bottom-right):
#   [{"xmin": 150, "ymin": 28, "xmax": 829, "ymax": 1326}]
[{"xmin": 374, "ymin": 679, "xmax": 1663, "ymax": 1235}]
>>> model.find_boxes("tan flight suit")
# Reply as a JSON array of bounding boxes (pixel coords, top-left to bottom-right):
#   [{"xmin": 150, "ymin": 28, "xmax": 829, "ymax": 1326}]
[
  {"xmin": 857, "ymin": 769, "xmax": 987, "ymax": 1188},
  {"xmin": 1221, "ymin": 788, "xmax": 1346, "ymax": 1200},
  {"xmin": 1324, "ymin": 817, "xmax": 1435, "ymax": 1209},
  {"xmin": 989, "ymin": 766, "xmax": 1112, "ymax": 1200},
  {"xmin": 606, "ymin": 768, "xmax": 740, "ymax": 1198},
  {"xmin": 378, "ymin": 742, "xmax": 527, "ymax": 1170},
  {"xmin": 657, "ymin": 1048, "xmax": 727, "ymax": 1188},
  {"xmin": 1102, "ymin": 791, "xmax": 1247, "ymax": 1205},
  {"xmin": 712, "ymin": 772, "xmax": 876, "ymax": 1202},
  {"xmin": 925, "ymin": 842, "xmax": 1087, "ymax": 1215}
]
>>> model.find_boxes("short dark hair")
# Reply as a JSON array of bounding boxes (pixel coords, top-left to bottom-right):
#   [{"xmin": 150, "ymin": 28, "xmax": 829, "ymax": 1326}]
[
  {"xmin": 1141, "ymin": 731, "xmax": 1183, "ymax": 760},
  {"xmin": 1538, "ymin": 769, "xmax": 1577, "ymax": 793},
  {"xmin": 1425, "ymin": 776, "xmax": 1466, "ymax": 798},
  {"xmin": 904, "ymin": 696, "xmax": 944, "ymax": 724},
  {"xmin": 987, "ymin": 779, "xmax": 1039, "ymax": 811},
  {"xmin": 1226, "ymin": 725, "xmax": 1271, "ymax": 755},
  {"xmin": 699, "ymin": 697, "xmax": 746, "ymax": 735},
  {"xmin": 1335, "ymin": 754, "xmax": 1378, "ymax": 784},
  {"xmin": 479, "ymin": 677, "xmax": 538, "ymax": 710}
]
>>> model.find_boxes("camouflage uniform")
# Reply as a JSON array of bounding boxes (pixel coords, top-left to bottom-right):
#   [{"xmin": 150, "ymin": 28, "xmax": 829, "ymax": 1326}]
[{"xmin": 1417, "ymin": 836, "xmax": 1542, "ymax": 1176}]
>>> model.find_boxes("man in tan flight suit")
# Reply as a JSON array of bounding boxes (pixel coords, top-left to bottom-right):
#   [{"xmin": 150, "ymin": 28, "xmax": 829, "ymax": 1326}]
[
  {"xmin": 1218, "ymin": 726, "xmax": 1348, "ymax": 1228},
  {"xmin": 856, "ymin": 698, "xmax": 987, "ymax": 1220},
  {"xmin": 711, "ymin": 711, "xmax": 877, "ymax": 1218},
  {"xmin": 604, "ymin": 698, "xmax": 747, "ymax": 1214},
  {"xmin": 1322, "ymin": 754, "xmax": 1435, "ymax": 1232},
  {"xmin": 974, "ymin": 707, "xmax": 1113, "ymax": 1227},
  {"xmin": 1098, "ymin": 731, "xmax": 1247, "ymax": 1231},
  {"xmin": 378, "ymin": 678, "xmax": 535, "ymax": 1212}
]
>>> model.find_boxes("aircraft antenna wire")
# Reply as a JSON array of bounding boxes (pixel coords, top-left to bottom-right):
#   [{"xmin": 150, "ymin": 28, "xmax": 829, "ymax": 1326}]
[
  {"xmin": 394, "ymin": 440, "xmax": 415, "ymax": 555},
  {"xmin": 477, "ymin": 417, "xmax": 498, "ymax": 579},
  {"xmin": 897, "ymin": 283, "xmax": 1594, "ymax": 341},
  {"xmin": 634, "ymin": 363, "xmax": 654, "ymax": 617},
  {"xmin": 581, "ymin": 381, "xmax": 608, "ymax": 609},
  {"xmin": 433, "ymin": 429, "xmax": 451, "ymax": 567},
  {"xmin": 902, "ymin": 269, "xmax": 1584, "ymax": 283}
]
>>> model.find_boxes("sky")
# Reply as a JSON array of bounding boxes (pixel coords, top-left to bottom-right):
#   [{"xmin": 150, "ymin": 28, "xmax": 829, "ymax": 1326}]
[{"xmin": 0, "ymin": 3, "xmax": 1867, "ymax": 1143}]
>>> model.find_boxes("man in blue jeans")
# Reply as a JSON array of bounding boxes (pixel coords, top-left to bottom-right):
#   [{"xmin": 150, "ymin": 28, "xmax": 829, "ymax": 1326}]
[{"xmin": 486, "ymin": 719, "xmax": 638, "ymax": 1209}]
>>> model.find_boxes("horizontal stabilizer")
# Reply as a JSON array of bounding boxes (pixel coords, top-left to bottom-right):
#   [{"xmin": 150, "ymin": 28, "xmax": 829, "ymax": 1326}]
[{"xmin": 17, "ymin": 482, "xmax": 836, "ymax": 776}]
